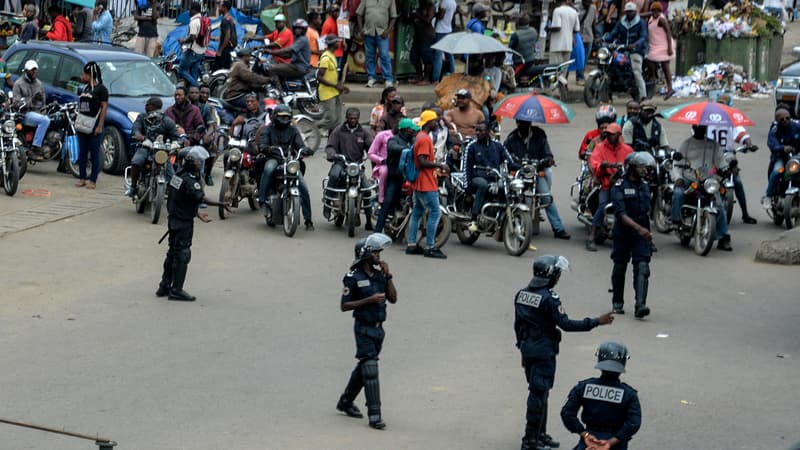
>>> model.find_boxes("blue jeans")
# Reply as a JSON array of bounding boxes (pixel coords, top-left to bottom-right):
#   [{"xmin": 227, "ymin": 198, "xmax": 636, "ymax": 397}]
[
  {"xmin": 407, "ymin": 190, "xmax": 441, "ymax": 249},
  {"xmin": 470, "ymin": 176, "xmax": 489, "ymax": 216},
  {"xmin": 591, "ymin": 188, "xmax": 611, "ymax": 228},
  {"xmin": 78, "ymin": 130, "xmax": 103, "ymax": 182},
  {"xmin": 178, "ymin": 49, "xmax": 203, "ymax": 87},
  {"xmin": 374, "ymin": 178, "xmax": 403, "ymax": 233},
  {"xmin": 131, "ymin": 146, "xmax": 175, "ymax": 180},
  {"xmin": 432, "ymin": 32, "xmax": 455, "ymax": 82},
  {"xmin": 23, "ymin": 111, "xmax": 51, "ymax": 148},
  {"xmin": 766, "ymin": 159, "xmax": 785, "ymax": 197},
  {"xmin": 363, "ymin": 34, "xmax": 393, "ymax": 82},
  {"xmin": 733, "ymin": 173, "xmax": 747, "ymax": 214},
  {"xmin": 259, "ymin": 158, "xmax": 312, "ymax": 221},
  {"xmin": 671, "ymin": 186, "xmax": 728, "ymax": 237},
  {"xmin": 537, "ymin": 168, "xmax": 565, "ymax": 232}
]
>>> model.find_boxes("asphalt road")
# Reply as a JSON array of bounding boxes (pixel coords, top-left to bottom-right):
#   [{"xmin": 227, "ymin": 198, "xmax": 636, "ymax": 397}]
[{"xmin": 0, "ymin": 92, "xmax": 798, "ymax": 450}]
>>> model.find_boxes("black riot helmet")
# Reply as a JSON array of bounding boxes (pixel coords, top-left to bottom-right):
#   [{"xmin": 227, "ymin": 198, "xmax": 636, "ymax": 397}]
[
  {"xmin": 273, "ymin": 104, "xmax": 292, "ymax": 128},
  {"xmin": 530, "ymin": 255, "xmax": 570, "ymax": 288},
  {"xmin": 179, "ymin": 146, "xmax": 209, "ymax": 173},
  {"xmin": 595, "ymin": 341, "xmax": 630, "ymax": 373},
  {"xmin": 352, "ymin": 233, "xmax": 392, "ymax": 269}
]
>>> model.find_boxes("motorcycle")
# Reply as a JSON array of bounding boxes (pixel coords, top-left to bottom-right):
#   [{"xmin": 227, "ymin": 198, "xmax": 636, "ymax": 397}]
[
  {"xmin": 111, "ymin": 17, "xmax": 138, "ymax": 46},
  {"xmin": 516, "ymin": 158, "xmax": 553, "ymax": 236},
  {"xmin": 218, "ymin": 127, "xmax": 260, "ymax": 219},
  {"xmin": 570, "ymin": 162, "xmax": 623, "ymax": 245},
  {"xmin": 123, "ymin": 136, "xmax": 180, "ymax": 225},
  {"xmin": 584, "ymin": 43, "xmax": 642, "ymax": 107},
  {"xmin": 322, "ymin": 154, "xmax": 378, "ymax": 237},
  {"xmin": 262, "ymin": 146, "xmax": 309, "ymax": 237},
  {"xmin": 445, "ymin": 163, "xmax": 534, "ymax": 256},
  {"xmin": 251, "ymin": 54, "xmax": 323, "ymax": 120},
  {"xmin": 379, "ymin": 180, "xmax": 451, "ymax": 248},
  {"xmin": 766, "ymin": 147, "xmax": 800, "ymax": 229},
  {"xmin": 651, "ymin": 148, "xmax": 678, "ymax": 233},
  {"xmin": 0, "ymin": 109, "xmax": 20, "ymax": 196},
  {"xmin": 155, "ymin": 52, "xmax": 179, "ymax": 85},
  {"xmin": 716, "ymin": 145, "xmax": 757, "ymax": 224},
  {"xmin": 673, "ymin": 166, "xmax": 722, "ymax": 256},
  {"xmin": 514, "ymin": 59, "xmax": 574, "ymax": 101}
]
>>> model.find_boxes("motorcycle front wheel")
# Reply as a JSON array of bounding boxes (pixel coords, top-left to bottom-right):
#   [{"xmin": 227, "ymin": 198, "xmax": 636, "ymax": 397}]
[
  {"xmin": 725, "ymin": 190, "xmax": 734, "ymax": 225},
  {"xmin": 2, "ymin": 151, "xmax": 19, "ymax": 196},
  {"xmin": 294, "ymin": 116, "xmax": 321, "ymax": 153},
  {"xmin": 150, "ymin": 181, "xmax": 165, "ymax": 225},
  {"xmin": 694, "ymin": 210, "xmax": 716, "ymax": 256},
  {"xmin": 455, "ymin": 222, "xmax": 479, "ymax": 245},
  {"xmin": 346, "ymin": 197, "xmax": 357, "ymax": 237},
  {"xmin": 406, "ymin": 210, "xmax": 452, "ymax": 249},
  {"xmin": 784, "ymin": 194, "xmax": 798, "ymax": 230},
  {"xmin": 771, "ymin": 201, "xmax": 785, "ymax": 226},
  {"xmin": 284, "ymin": 195, "xmax": 300, "ymax": 237},
  {"xmin": 66, "ymin": 154, "xmax": 81, "ymax": 178},
  {"xmin": 583, "ymin": 73, "xmax": 604, "ymax": 107},
  {"xmin": 653, "ymin": 189, "xmax": 671, "ymax": 234},
  {"xmin": 296, "ymin": 98, "xmax": 324, "ymax": 120},
  {"xmin": 135, "ymin": 179, "xmax": 148, "ymax": 214},
  {"xmin": 219, "ymin": 177, "xmax": 236, "ymax": 220},
  {"xmin": 558, "ymin": 82, "xmax": 569, "ymax": 103},
  {"xmin": 504, "ymin": 209, "xmax": 533, "ymax": 256},
  {"xmin": 17, "ymin": 148, "xmax": 27, "ymax": 179}
]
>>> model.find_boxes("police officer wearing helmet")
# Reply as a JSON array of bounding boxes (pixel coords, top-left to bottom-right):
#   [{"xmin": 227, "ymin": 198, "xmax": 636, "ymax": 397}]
[
  {"xmin": 255, "ymin": 104, "xmax": 315, "ymax": 229},
  {"xmin": 514, "ymin": 256, "xmax": 614, "ymax": 450},
  {"xmin": 560, "ymin": 341, "xmax": 642, "ymax": 450},
  {"xmin": 337, "ymin": 233, "xmax": 397, "ymax": 430},
  {"xmin": 157, "ymin": 146, "xmax": 230, "ymax": 301},
  {"xmin": 610, "ymin": 151, "xmax": 656, "ymax": 318}
]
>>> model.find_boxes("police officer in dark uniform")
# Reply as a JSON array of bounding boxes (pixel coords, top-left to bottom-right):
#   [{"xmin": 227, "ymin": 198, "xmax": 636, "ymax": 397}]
[
  {"xmin": 156, "ymin": 146, "xmax": 230, "ymax": 301},
  {"xmin": 515, "ymin": 255, "xmax": 614, "ymax": 450},
  {"xmin": 609, "ymin": 152, "xmax": 657, "ymax": 318},
  {"xmin": 336, "ymin": 233, "xmax": 397, "ymax": 429},
  {"xmin": 560, "ymin": 341, "xmax": 642, "ymax": 450}
]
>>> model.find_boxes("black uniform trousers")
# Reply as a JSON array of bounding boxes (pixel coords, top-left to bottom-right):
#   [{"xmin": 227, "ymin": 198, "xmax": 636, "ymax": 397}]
[
  {"xmin": 523, "ymin": 355, "xmax": 556, "ymax": 438},
  {"xmin": 160, "ymin": 224, "xmax": 193, "ymax": 291}
]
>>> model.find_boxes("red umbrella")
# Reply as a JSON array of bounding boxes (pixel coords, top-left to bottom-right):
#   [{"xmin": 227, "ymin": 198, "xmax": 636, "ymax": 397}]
[
  {"xmin": 660, "ymin": 101, "xmax": 754, "ymax": 127},
  {"xmin": 493, "ymin": 93, "xmax": 575, "ymax": 124}
]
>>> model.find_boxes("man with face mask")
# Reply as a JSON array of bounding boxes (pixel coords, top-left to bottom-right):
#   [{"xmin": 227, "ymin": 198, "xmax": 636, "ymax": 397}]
[
  {"xmin": 610, "ymin": 151, "xmax": 656, "ymax": 317},
  {"xmin": 12, "ymin": 60, "xmax": 51, "ymax": 160},
  {"xmin": 165, "ymin": 86, "xmax": 205, "ymax": 146},
  {"xmin": 671, "ymin": 125, "xmax": 732, "ymax": 251},
  {"xmin": 126, "ymin": 97, "xmax": 182, "ymax": 198},
  {"xmin": 465, "ymin": 122, "xmax": 518, "ymax": 229},
  {"xmin": 189, "ymin": 85, "xmax": 220, "ymax": 185},
  {"xmin": 604, "ymin": 2, "xmax": 648, "ymax": 102},
  {"xmin": 255, "ymin": 104, "xmax": 315, "ymax": 230},
  {"xmin": 159, "ymin": 146, "xmax": 229, "ymax": 301},
  {"xmin": 622, "ymin": 102, "xmax": 669, "ymax": 154},
  {"xmin": 587, "ymin": 123, "xmax": 632, "ymax": 251}
]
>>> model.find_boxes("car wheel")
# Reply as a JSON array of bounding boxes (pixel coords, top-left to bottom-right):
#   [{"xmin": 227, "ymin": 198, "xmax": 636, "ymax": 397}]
[{"xmin": 102, "ymin": 126, "xmax": 128, "ymax": 175}]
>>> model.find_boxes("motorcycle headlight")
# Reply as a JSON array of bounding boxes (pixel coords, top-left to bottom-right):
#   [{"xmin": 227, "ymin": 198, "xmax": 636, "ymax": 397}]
[
  {"xmin": 703, "ymin": 178, "xmax": 720, "ymax": 195},
  {"xmin": 522, "ymin": 164, "xmax": 536, "ymax": 178},
  {"xmin": 597, "ymin": 47, "xmax": 610, "ymax": 63},
  {"xmin": 229, "ymin": 148, "xmax": 242, "ymax": 162},
  {"xmin": 153, "ymin": 150, "xmax": 168, "ymax": 165},
  {"xmin": 127, "ymin": 111, "xmax": 140, "ymax": 123},
  {"xmin": 788, "ymin": 159, "xmax": 800, "ymax": 175},
  {"xmin": 2, "ymin": 120, "xmax": 14, "ymax": 134},
  {"xmin": 510, "ymin": 179, "xmax": 525, "ymax": 191},
  {"xmin": 346, "ymin": 163, "xmax": 360, "ymax": 177},
  {"xmin": 287, "ymin": 160, "xmax": 300, "ymax": 175}
]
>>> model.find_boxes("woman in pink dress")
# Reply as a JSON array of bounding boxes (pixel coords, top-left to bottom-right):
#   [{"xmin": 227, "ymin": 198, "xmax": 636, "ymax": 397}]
[
  {"xmin": 646, "ymin": 1, "xmax": 675, "ymax": 99},
  {"xmin": 368, "ymin": 129, "xmax": 394, "ymax": 204}
]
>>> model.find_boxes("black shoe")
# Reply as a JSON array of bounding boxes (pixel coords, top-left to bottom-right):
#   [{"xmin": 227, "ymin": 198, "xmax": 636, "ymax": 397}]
[
  {"xmin": 155, "ymin": 284, "xmax": 170, "ymax": 297},
  {"xmin": 635, "ymin": 305, "xmax": 651, "ymax": 318},
  {"xmin": 365, "ymin": 221, "xmax": 374, "ymax": 231},
  {"xmin": 613, "ymin": 302, "xmax": 625, "ymax": 314},
  {"xmin": 743, "ymin": 215, "xmax": 757, "ymax": 224},
  {"xmin": 424, "ymin": 247, "xmax": 447, "ymax": 259},
  {"xmin": 717, "ymin": 235, "xmax": 732, "ymax": 251},
  {"xmin": 651, "ymin": 241, "xmax": 658, "ymax": 253},
  {"xmin": 520, "ymin": 438, "xmax": 550, "ymax": 450},
  {"xmin": 305, "ymin": 220, "xmax": 315, "ymax": 231},
  {"xmin": 539, "ymin": 433, "xmax": 560, "ymax": 448},
  {"xmin": 405, "ymin": 245, "xmax": 424, "ymax": 255},
  {"xmin": 336, "ymin": 398, "xmax": 363, "ymax": 418},
  {"xmin": 205, "ymin": 175, "xmax": 214, "ymax": 186},
  {"xmin": 553, "ymin": 230, "xmax": 571, "ymax": 240},
  {"xmin": 585, "ymin": 239, "xmax": 597, "ymax": 252},
  {"xmin": 168, "ymin": 289, "xmax": 196, "ymax": 301},
  {"xmin": 368, "ymin": 419, "xmax": 386, "ymax": 430}
]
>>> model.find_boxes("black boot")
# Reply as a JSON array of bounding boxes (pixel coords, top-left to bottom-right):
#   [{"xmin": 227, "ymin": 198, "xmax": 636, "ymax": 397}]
[
  {"xmin": 364, "ymin": 208, "xmax": 374, "ymax": 231},
  {"xmin": 336, "ymin": 395, "xmax": 363, "ymax": 418},
  {"xmin": 157, "ymin": 250, "xmax": 173, "ymax": 297},
  {"xmin": 361, "ymin": 359, "xmax": 384, "ymax": 429},
  {"xmin": 168, "ymin": 260, "xmax": 196, "ymax": 301},
  {"xmin": 611, "ymin": 263, "xmax": 627, "ymax": 314},
  {"xmin": 633, "ymin": 262, "xmax": 650, "ymax": 318},
  {"xmin": 521, "ymin": 424, "xmax": 550, "ymax": 450},
  {"xmin": 717, "ymin": 234, "xmax": 733, "ymax": 251},
  {"xmin": 741, "ymin": 205, "xmax": 757, "ymax": 224}
]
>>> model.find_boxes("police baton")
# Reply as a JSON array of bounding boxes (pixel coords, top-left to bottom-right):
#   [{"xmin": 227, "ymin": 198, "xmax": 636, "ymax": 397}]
[{"xmin": 158, "ymin": 229, "xmax": 169, "ymax": 245}]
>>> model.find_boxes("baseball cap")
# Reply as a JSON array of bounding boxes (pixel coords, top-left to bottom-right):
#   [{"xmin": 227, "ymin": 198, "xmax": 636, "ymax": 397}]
[
  {"xmin": 238, "ymin": 47, "xmax": 252, "ymax": 56},
  {"xmin": 606, "ymin": 123, "xmax": 622, "ymax": 134},
  {"xmin": 274, "ymin": 13, "xmax": 286, "ymax": 21},
  {"xmin": 456, "ymin": 88, "xmax": 472, "ymax": 98},
  {"xmin": 398, "ymin": 118, "xmax": 420, "ymax": 131},
  {"xmin": 24, "ymin": 60, "xmax": 38, "ymax": 71},
  {"xmin": 640, "ymin": 101, "xmax": 657, "ymax": 111},
  {"xmin": 624, "ymin": 2, "xmax": 637, "ymax": 11},
  {"xmin": 416, "ymin": 110, "xmax": 438, "ymax": 127},
  {"xmin": 324, "ymin": 35, "xmax": 340, "ymax": 45}
]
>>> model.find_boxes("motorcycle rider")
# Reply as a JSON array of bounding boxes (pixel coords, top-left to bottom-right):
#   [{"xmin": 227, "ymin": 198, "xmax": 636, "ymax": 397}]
[
  {"xmin": 586, "ymin": 123, "xmax": 633, "ymax": 251},
  {"xmin": 505, "ymin": 119, "xmax": 571, "ymax": 240},
  {"xmin": 610, "ymin": 151, "xmax": 656, "ymax": 317},
  {"xmin": 376, "ymin": 95, "xmax": 406, "ymax": 133},
  {"xmin": 266, "ymin": 19, "xmax": 312, "ymax": 90},
  {"xmin": 671, "ymin": 125, "xmax": 733, "ymax": 251},
  {"xmin": 190, "ymin": 85, "xmax": 220, "ymax": 186},
  {"xmin": 222, "ymin": 48, "xmax": 271, "ymax": 110},
  {"xmin": 514, "ymin": 255, "xmax": 614, "ymax": 450},
  {"xmin": 126, "ymin": 97, "xmax": 183, "ymax": 198},
  {"xmin": 622, "ymin": 102, "xmax": 669, "ymax": 154},
  {"xmin": 706, "ymin": 94, "xmax": 758, "ymax": 224},
  {"xmin": 11, "ymin": 60, "xmax": 51, "ymax": 161},
  {"xmin": 374, "ymin": 118, "xmax": 419, "ymax": 233},
  {"xmin": 764, "ymin": 106, "xmax": 800, "ymax": 208},
  {"xmin": 158, "ymin": 146, "xmax": 229, "ymax": 301},
  {"xmin": 254, "ymin": 104, "xmax": 315, "ymax": 230},
  {"xmin": 324, "ymin": 108, "xmax": 375, "ymax": 229},
  {"xmin": 580, "ymin": 105, "xmax": 617, "ymax": 160},
  {"xmin": 617, "ymin": 100, "xmax": 640, "ymax": 127},
  {"xmin": 165, "ymin": 86, "xmax": 205, "ymax": 147},
  {"xmin": 465, "ymin": 122, "xmax": 518, "ymax": 230},
  {"xmin": 265, "ymin": 14, "xmax": 294, "ymax": 64},
  {"xmin": 230, "ymin": 93, "xmax": 265, "ymax": 141},
  {"xmin": 603, "ymin": 2, "xmax": 648, "ymax": 102},
  {"xmin": 444, "ymin": 89, "xmax": 486, "ymax": 139},
  {"xmin": 560, "ymin": 341, "xmax": 642, "ymax": 450},
  {"xmin": 177, "ymin": 2, "xmax": 206, "ymax": 87}
]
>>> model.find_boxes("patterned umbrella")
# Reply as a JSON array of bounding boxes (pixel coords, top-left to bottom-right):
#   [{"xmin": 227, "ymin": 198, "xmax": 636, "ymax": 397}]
[
  {"xmin": 660, "ymin": 101, "xmax": 754, "ymax": 127},
  {"xmin": 493, "ymin": 93, "xmax": 575, "ymax": 124}
]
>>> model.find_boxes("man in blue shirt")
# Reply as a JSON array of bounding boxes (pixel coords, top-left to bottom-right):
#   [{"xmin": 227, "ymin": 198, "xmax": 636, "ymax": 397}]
[
  {"xmin": 467, "ymin": 3, "xmax": 487, "ymax": 34},
  {"xmin": 764, "ymin": 106, "xmax": 800, "ymax": 206},
  {"xmin": 91, "ymin": 0, "xmax": 113, "ymax": 43},
  {"xmin": 604, "ymin": 2, "xmax": 647, "ymax": 101}
]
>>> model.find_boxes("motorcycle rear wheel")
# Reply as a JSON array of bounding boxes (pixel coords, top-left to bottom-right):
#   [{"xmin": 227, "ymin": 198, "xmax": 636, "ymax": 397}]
[
  {"xmin": 3, "ymin": 151, "xmax": 19, "ymax": 196},
  {"xmin": 784, "ymin": 194, "xmax": 798, "ymax": 230},
  {"xmin": 583, "ymin": 73, "xmax": 604, "ymax": 108},
  {"xmin": 504, "ymin": 209, "xmax": 533, "ymax": 257},
  {"xmin": 150, "ymin": 181, "xmax": 165, "ymax": 225},
  {"xmin": 694, "ymin": 211, "xmax": 716, "ymax": 256},
  {"xmin": 455, "ymin": 222, "xmax": 480, "ymax": 245},
  {"xmin": 294, "ymin": 116, "xmax": 321, "ymax": 153},
  {"xmin": 771, "ymin": 202, "xmax": 784, "ymax": 226},
  {"xmin": 284, "ymin": 195, "xmax": 300, "ymax": 237},
  {"xmin": 346, "ymin": 197, "xmax": 357, "ymax": 237},
  {"xmin": 725, "ymin": 190, "xmax": 734, "ymax": 225},
  {"xmin": 297, "ymin": 98, "xmax": 324, "ymax": 120}
]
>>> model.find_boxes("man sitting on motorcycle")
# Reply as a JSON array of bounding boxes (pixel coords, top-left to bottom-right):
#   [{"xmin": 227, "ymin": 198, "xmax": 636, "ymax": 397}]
[
  {"xmin": 764, "ymin": 106, "xmax": 800, "ymax": 209},
  {"xmin": 506, "ymin": 119, "xmax": 571, "ymax": 240},
  {"xmin": 11, "ymin": 60, "xmax": 51, "ymax": 161},
  {"xmin": 617, "ymin": 100, "xmax": 639, "ymax": 127},
  {"xmin": 465, "ymin": 122, "xmax": 518, "ymax": 230},
  {"xmin": 266, "ymin": 19, "xmax": 312, "ymax": 91},
  {"xmin": 324, "ymin": 107, "xmax": 375, "ymax": 229},
  {"xmin": 602, "ymin": 2, "xmax": 647, "ymax": 102},
  {"xmin": 126, "ymin": 96, "xmax": 183, "ymax": 197},
  {"xmin": 580, "ymin": 105, "xmax": 617, "ymax": 160},
  {"xmin": 586, "ymin": 123, "xmax": 632, "ymax": 251},
  {"xmin": 230, "ymin": 93, "xmax": 265, "ymax": 141},
  {"xmin": 165, "ymin": 86, "xmax": 205, "ymax": 146},
  {"xmin": 622, "ymin": 102, "xmax": 669, "ymax": 154},
  {"xmin": 189, "ymin": 84, "xmax": 220, "ymax": 186},
  {"xmin": 444, "ymin": 89, "xmax": 486, "ymax": 140},
  {"xmin": 222, "ymin": 48, "xmax": 271, "ymax": 110},
  {"xmin": 671, "ymin": 125, "xmax": 732, "ymax": 251},
  {"xmin": 374, "ymin": 118, "xmax": 420, "ymax": 233},
  {"xmin": 255, "ymin": 104, "xmax": 315, "ymax": 230}
]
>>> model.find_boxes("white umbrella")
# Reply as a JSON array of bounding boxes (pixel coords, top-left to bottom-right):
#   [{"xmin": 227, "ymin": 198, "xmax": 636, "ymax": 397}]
[{"xmin": 430, "ymin": 31, "xmax": 521, "ymax": 56}]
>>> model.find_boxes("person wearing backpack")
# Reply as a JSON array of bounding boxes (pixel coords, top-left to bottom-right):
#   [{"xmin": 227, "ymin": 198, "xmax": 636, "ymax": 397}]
[
  {"xmin": 374, "ymin": 119, "xmax": 418, "ymax": 233},
  {"xmin": 405, "ymin": 110, "xmax": 449, "ymax": 259},
  {"xmin": 178, "ymin": 2, "xmax": 208, "ymax": 87}
]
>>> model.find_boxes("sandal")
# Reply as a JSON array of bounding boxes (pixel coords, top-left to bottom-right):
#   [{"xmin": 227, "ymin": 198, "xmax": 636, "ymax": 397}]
[
  {"xmin": 85, "ymin": 181, "xmax": 96, "ymax": 189},
  {"xmin": 75, "ymin": 180, "xmax": 86, "ymax": 187},
  {"xmin": 663, "ymin": 90, "xmax": 675, "ymax": 100}
]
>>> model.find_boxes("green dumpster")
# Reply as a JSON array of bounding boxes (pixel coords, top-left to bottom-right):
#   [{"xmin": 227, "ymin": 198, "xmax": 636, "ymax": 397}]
[
  {"xmin": 676, "ymin": 33, "xmax": 705, "ymax": 76},
  {"xmin": 768, "ymin": 33, "xmax": 784, "ymax": 80},
  {"xmin": 754, "ymin": 36, "xmax": 771, "ymax": 81},
  {"xmin": 704, "ymin": 37, "xmax": 757, "ymax": 78}
]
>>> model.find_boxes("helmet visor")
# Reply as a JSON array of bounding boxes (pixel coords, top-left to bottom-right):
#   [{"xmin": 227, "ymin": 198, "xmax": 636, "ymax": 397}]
[{"xmin": 554, "ymin": 255, "xmax": 570, "ymax": 272}]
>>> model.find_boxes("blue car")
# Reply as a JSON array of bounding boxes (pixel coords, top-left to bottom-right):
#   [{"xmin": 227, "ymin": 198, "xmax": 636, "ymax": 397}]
[{"xmin": 2, "ymin": 41, "xmax": 175, "ymax": 174}]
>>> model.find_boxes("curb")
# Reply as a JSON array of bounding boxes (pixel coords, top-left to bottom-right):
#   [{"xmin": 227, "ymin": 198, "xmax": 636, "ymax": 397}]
[{"xmin": 755, "ymin": 227, "xmax": 800, "ymax": 265}]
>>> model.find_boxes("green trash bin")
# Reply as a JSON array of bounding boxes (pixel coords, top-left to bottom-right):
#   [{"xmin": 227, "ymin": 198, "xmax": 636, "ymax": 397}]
[
  {"xmin": 768, "ymin": 33, "xmax": 784, "ymax": 80},
  {"xmin": 754, "ymin": 36, "xmax": 771, "ymax": 81},
  {"xmin": 705, "ymin": 37, "xmax": 757, "ymax": 78},
  {"xmin": 676, "ymin": 34, "xmax": 705, "ymax": 76}
]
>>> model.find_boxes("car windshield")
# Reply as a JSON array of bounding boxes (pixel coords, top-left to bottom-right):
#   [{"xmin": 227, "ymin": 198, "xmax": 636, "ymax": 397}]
[{"xmin": 99, "ymin": 60, "xmax": 174, "ymax": 97}]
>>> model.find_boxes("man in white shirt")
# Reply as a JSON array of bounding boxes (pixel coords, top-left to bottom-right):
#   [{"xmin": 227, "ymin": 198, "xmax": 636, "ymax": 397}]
[
  {"xmin": 548, "ymin": 0, "xmax": 580, "ymax": 65},
  {"xmin": 432, "ymin": 0, "xmax": 457, "ymax": 82},
  {"xmin": 177, "ymin": 2, "xmax": 207, "ymax": 87}
]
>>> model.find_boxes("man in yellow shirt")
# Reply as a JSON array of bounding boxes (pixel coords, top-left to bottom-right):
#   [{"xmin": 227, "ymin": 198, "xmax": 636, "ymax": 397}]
[{"xmin": 317, "ymin": 35, "xmax": 349, "ymax": 135}]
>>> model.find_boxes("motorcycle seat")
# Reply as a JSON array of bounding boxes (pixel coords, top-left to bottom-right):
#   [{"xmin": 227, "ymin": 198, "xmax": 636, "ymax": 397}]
[{"xmin": 527, "ymin": 63, "xmax": 559, "ymax": 77}]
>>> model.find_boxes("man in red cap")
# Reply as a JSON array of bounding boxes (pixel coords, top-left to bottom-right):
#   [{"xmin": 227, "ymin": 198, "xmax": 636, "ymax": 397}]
[{"xmin": 586, "ymin": 123, "xmax": 632, "ymax": 251}]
